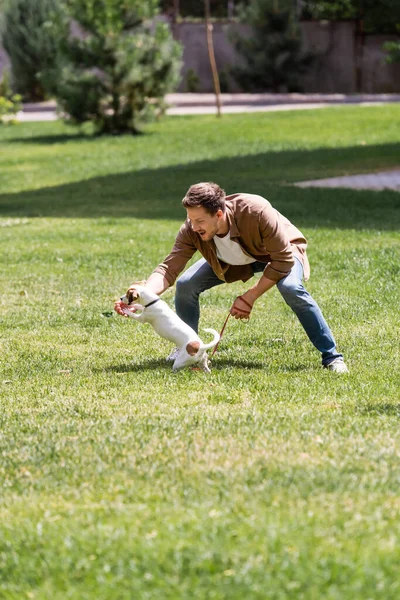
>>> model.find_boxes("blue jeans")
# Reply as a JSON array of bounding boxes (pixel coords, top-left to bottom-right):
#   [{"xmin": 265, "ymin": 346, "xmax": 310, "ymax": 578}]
[{"xmin": 174, "ymin": 258, "xmax": 342, "ymax": 366}]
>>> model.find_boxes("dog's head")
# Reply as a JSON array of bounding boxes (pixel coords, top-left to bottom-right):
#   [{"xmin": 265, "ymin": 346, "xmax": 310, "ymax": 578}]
[{"xmin": 120, "ymin": 281, "xmax": 147, "ymax": 306}]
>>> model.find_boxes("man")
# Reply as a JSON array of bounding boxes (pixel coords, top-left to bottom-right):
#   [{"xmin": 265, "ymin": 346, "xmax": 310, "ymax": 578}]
[{"xmin": 115, "ymin": 182, "xmax": 348, "ymax": 373}]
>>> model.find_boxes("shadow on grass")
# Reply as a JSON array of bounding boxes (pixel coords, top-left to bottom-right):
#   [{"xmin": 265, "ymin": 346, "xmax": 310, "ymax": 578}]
[
  {"xmin": 11, "ymin": 133, "xmax": 94, "ymax": 145},
  {"xmin": 8, "ymin": 130, "xmax": 147, "ymax": 145},
  {"xmin": 212, "ymin": 358, "xmax": 311, "ymax": 372},
  {"xmin": 103, "ymin": 359, "xmax": 170, "ymax": 373},
  {"xmin": 104, "ymin": 357, "xmax": 266, "ymax": 372},
  {"xmin": 1, "ymin": 143, "xmax": 399, "ymax": 230},
  {"xmin": 357, "ymin": 403, "xmax": 400, "ymax": 417},
  {"xmin": 104, "ymin": 356, "xmax": 312, "ymax": 373},
  {"xmin": 210, "ymin": 357, "xmax": 266, "ymax": 370},
  {"xmin": 104, "ymin": 357, "xmax": 267, "ymax": 372}
]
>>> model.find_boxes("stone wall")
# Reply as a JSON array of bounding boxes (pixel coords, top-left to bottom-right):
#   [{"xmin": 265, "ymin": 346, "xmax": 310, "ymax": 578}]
[
  {"xmin": 172, "ymin": 21, "xmax": 400, "ymax": 94},
  {"xmin": 1, "ymin": 20, "xmax": 399, "ymax": 94},
  {"xmin": 362, "ymin": 35, "xmax": 400, "ymax": 93},
  {"xmin": 300, "ymin": 21, "xmax": 357, "ymax": 94}
]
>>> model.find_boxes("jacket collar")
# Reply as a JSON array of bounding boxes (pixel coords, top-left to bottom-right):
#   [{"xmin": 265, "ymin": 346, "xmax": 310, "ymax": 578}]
[{"xmin": 224, "ymin": 203, "xmax": 240, "ymax": 239}]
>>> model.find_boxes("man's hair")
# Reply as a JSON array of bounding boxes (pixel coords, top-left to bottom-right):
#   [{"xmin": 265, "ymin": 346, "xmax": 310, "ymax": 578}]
[{"xmin": 182, "ymin": 182, "xmax": 226, "ymax": 215}]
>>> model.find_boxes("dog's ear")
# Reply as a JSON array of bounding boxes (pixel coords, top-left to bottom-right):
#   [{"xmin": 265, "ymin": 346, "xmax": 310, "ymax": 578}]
[
  {"xmin": 127, "ymin": 288, "xmax": 139, "ymax": 304},
  {"xmin": 127, "ymin": 280, "xmax": 146, "ymax": 302}
]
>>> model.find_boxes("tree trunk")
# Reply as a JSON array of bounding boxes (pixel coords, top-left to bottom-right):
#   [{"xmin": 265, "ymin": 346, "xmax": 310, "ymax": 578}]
[{"xmin": 204, "ymin": 0, "xmax": 222, "ymax": 117}]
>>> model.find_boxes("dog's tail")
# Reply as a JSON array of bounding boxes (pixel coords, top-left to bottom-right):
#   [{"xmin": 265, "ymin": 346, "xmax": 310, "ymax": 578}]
[{"xmin": 200, "ymin": 328, "xmax": 220, "ymax": 351}]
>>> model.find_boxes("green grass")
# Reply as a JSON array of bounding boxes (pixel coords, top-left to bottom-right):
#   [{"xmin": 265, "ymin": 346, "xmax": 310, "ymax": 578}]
[{"xmin": 0, "ymin": 106, "xmax": 400, "ymax": 599}]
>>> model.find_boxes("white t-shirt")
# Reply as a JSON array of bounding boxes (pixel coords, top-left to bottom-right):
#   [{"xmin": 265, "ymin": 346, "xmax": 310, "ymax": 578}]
[{"xmin": 214, "ymin": 231, "xmax": 256, "ymax": 265}]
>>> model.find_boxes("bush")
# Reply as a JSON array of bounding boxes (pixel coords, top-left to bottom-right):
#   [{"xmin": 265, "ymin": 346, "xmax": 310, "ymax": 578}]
[
  {"xmin": 231, "ymin": 0, "xmax": 313, "ymax": 93},
  {"xmin": 160, "ymin": 0, "xmax": 245, "ymax": 19},
  {"xmin": 0, "ymin": 0, "xmax": 67, "ymax": 101},
  {"xmin": 301, "ymin": 0, "xmax": 400, "ymax": 35},
  {"xmin": 384, "ymin": 29, "xmax": 400, "ymax": 64},
  {"xmin": 50, "ymin": 0, "xmax": 182, "ymax": 134},
  {"xmin": 0, "ymin": 68, "xmax": 13, "ymax": 98},
  {"xmin": 0, "ymin": 70, "xmax": 22, "ymax": 123},
  {"xmin": 0, "ymin": 95, "xmax": 21, "ymax": 124},
  {"xmin": 384, "ymin": 41, "xmax": 400, "ymax": 64}
]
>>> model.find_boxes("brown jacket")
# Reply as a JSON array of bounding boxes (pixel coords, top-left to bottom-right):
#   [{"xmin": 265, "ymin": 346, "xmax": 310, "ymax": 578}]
[{"xmin": 153, "ymin": 193, "xmax": 310, "ymax": 285}]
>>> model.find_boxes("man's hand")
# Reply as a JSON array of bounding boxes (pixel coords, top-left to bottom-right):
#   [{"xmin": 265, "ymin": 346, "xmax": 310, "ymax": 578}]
[
  {"xmin": 114, "ymin": 300, "xmax": 137, "ymax": 317},
  {"xmin": 230, "ymin": 276, "xmax": 277, "ymax": 320},
  {"xmin": 230, "ymin": 295, "xmax": 253, "ymax": 320}
]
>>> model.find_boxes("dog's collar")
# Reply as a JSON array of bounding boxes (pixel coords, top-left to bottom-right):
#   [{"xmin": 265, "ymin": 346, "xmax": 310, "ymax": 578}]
[{"xmin": 144, "ymin": 298, "xmax": 160, "ymax": 308}]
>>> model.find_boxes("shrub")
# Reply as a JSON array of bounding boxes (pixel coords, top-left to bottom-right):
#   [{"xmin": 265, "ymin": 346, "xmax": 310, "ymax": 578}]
[
  {"xmin": 0, "ymin": 68, "xmax": 13, "ymax": 98},
  {"xmin": 384, "ymin": 30, "xmax": 400, "ymax": 64},
  {"xmin": 0, "ymin": 95, "xmax": 22, "ymax": 124},
  {"xmin": 185, "ymin": 68, "xmax": 200, "ymax": 92},
  {"xmin": 0, "ymin": 0, "xmax": 67, "ymax": 101},
  {"xmin": 50, "ymin": 0, "xmax": 182, "ymax": 134},
  {"xmin": 160, "ymin": 0, "xmax": 244, "ymax": 19},
  {"xmin": 231, "ymin": 0, "xmax": 313, "ymax": 93},
  {"xmin": 301, "ymin": 0, "xmax": 400, "ymax": 34},
  {"xmin": 0, "ymin": 71, "xmax": 22, "ymax": 124}
]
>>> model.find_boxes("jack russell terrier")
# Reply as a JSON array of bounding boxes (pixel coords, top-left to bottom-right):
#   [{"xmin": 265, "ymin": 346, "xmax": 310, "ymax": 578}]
[{"xmin": 120, "ymin": 284, "xmax": 220, "ymax": 373}]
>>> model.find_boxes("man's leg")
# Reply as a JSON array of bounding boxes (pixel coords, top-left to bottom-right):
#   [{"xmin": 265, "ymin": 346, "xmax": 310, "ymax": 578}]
[
  {"xmin": 276, "ymin": 258, "xmax": 344, "ymax": 366},
  {"xmin": 175, "ymin": 258, "xmax": 224, "ymax": 332}
]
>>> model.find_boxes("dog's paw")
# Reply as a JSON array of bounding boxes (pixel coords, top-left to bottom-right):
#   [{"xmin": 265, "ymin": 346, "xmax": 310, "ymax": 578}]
[{"xmin": 166, "ymin": 347, "xmax": 179, "ymax": 362}]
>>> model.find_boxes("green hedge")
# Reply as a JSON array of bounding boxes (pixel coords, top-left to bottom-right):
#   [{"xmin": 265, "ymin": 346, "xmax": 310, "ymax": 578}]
[
  {"xmin": 301, "ymin": 0, "xmax": 400, "ymax": 34},
  {"xmin": 160, "ymin": 0, "xmax": 249, "ymax": 19},
  {"xmin": 160, "ymin": 0, "xmax": 400, "ymax": 33}
]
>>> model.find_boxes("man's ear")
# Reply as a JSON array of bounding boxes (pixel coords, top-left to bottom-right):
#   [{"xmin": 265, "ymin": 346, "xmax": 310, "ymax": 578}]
[{"xmin": 216, "ymin": 209, "xmax": 224, "ymax": 219}]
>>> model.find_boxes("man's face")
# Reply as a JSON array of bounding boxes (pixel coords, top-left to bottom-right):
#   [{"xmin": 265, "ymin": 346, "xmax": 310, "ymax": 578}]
[{"xmin": 186, "ymin": 206, "xmax": 224, "ymax": 242}]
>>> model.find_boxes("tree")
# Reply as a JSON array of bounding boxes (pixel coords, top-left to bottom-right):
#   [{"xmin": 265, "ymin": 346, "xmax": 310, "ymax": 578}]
[
  {"xmin": 231, "ymin": 0, "xmax": 313, "ymax": 93},
  {"xmin": 0, "ymin": 69, "xmax": 22, "ymax": 124},
  {"xmin": 0, "ymin": 0, "xmax": 67, "ymax": 100},
  {"xmin": 383, "ymin": 36, "xmax": 400, "ymax": 64},
  {"xmin": 301, "ymin": 0, "xmax": 400, "ymax": 34},
  {"xmin": 51, "ymin": 0, "xmax": 182, "ymax": 134},
  {"xmin": 204, "ymin": 0, "xmax": 221, "ymax": 116}
]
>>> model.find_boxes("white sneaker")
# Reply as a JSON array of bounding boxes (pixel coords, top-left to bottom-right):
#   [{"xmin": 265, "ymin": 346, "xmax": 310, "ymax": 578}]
[
  {"xmin": 324, "ymin": 358, "xmax": 349, "ymax": 373},
  {"xmin": 166, "ymin": 347, "xmax": 179, "ymax": 362}
]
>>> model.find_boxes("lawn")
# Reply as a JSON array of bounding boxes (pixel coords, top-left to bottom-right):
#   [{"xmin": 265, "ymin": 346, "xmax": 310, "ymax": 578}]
[{"xmin": 0, "ymin": 106, "xmax": 399, "ymax": 599}]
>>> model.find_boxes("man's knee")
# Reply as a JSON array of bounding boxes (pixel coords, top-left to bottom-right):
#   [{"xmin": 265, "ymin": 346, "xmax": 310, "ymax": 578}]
[
  {"xmin": 277, "ymin": 276, "xmax": 305, "ymax": 303},
  {"xmin": 176, "ymin": 274, "xmax": 197, "ymax": 298}
]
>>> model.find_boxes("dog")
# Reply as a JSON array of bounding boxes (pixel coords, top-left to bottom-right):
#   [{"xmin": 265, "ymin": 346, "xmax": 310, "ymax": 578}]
[{"xmin": 120, "ymin": 284, "xmax": 220, "ymax": 373}]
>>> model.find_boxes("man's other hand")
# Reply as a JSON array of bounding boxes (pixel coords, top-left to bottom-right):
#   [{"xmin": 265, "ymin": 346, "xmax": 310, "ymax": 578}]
[{"xmin": 230, "ymin": 295, "xmax": 253, "ymax": 319}]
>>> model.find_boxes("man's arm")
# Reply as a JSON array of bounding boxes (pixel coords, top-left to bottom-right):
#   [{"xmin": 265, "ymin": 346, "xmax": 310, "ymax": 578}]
[
  {"xmin": 231, "ymin": 204, "xmax": 295, "ymax": 319},
  {"xmin": 114, "ymin": 272, "xmax": 170, "ymax": 317},
  {"xmin": 144, "ymin": 272, "xmax": 170, "ymax": 295},
  {"xmin": 114, "ymin": 223, "xmax": 196, "ymax": 317},
  {"xmin": 259, "ymin": 205, "xmax": 295, "ymax": 281},
  {"xmin": 229, "ymin": 202, "xmax": 298, "ymax": 319},
  {"xmin": 151, "ymin": 224, "xmax": 197, "ymax": 288}
]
